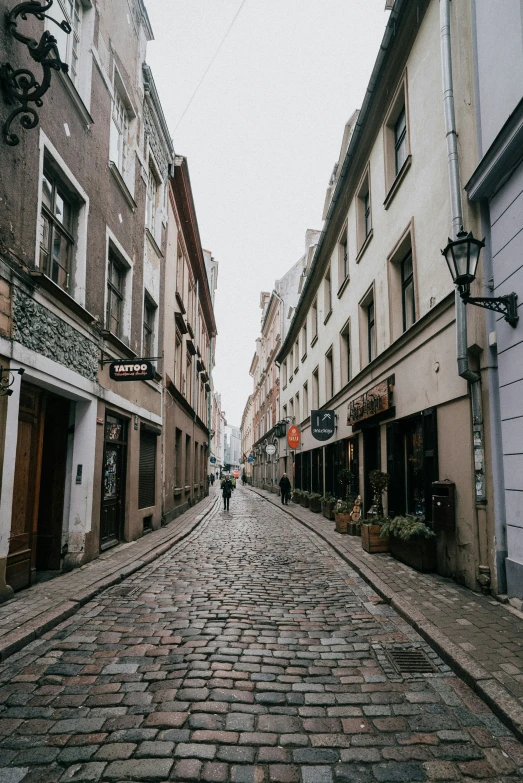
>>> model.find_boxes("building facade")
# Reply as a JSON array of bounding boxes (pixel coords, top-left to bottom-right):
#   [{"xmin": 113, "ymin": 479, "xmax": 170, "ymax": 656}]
[
  {"xmin": 276, "ymin": 0, "xmax": 500, "ymax": 593},
  {"xmin": 466, "ymin": 0, "xmax": 523, "ymax": 601},
  {"xmin": 241, "ymin": 394, "xmax": 254, "ymax": 480}
]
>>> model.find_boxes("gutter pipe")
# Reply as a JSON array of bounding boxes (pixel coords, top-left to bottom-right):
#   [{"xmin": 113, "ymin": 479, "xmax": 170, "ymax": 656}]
[{"xmin": 440, "ymin": 0, "xmax": 490, "ymax": 589}]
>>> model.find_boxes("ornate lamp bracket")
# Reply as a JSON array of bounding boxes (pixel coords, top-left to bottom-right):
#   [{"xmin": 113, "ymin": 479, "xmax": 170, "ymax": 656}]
[{"xmin": 1, "ymin": 1, "xmax": 71, "ymax": 146}]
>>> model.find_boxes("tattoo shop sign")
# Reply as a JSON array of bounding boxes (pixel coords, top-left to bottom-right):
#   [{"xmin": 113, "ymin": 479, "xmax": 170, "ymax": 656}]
[
  {"xmin": 109, "ymin": 360, "xmax": 155, "ymax": 382},
  {"xmin": 347, "ymin": 376, "xmax": 394, "ymax": 426}
]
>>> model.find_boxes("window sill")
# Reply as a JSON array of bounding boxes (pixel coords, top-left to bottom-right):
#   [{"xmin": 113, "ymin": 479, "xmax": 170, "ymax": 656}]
[
  {"xmin": 324, "ymin": 309, "xmax": 333, "ymax": 325},
  {"xmin": 186, "ymin": 321, "xmax": 195, "ymax": 339},
  {"xmin": 356, "ymin": 229, "xmax": 374, "ymax": 264},
  {"xmin": 57, "ymin": 69, "xmax": 93, "ymax": 129},
  {"xmin": 30, "ymin": 272, "xmax": 96, "ymax": 324},
  {"xmin": 337, "ymin": 275, "xmax": 350, "ymax": 298},
  {"xmin": 108, "ymin": 162, "xmax": 137, "ymax": 212},
  {"xmin": 384, "ymin": 155, "xmax": 412, "ymax": 210},
  {"xmin": 174, "ymin": 488, "xmax": 183, "ymax": 497},
  {"xmin": 101, "ymin": 329, "xmax": 136, "ymax": 359},
  {"xmin": 289, "ymin": 375, "xmax": 293, "ymax": 384},
  {"xmin": 145, "ymin": 227, "xmax": 163, "ymax": 258},
  {"xmin": 301, "ymin": 353, "xmax": 307, "ymax": 363},
  {"xmin": 294, "ymin": 367, "xmax": 299, "ymax": 376},
  {"xmin": 310, "ymin": 334, "xmax": 318, "ymax": 348},
  {"xmin": 282, "ymin": 384, "xmax": 287, "ymax": 391},
  {"xmin": 175, "ymin": 291, "xmax": 186, "ymax": 314}
]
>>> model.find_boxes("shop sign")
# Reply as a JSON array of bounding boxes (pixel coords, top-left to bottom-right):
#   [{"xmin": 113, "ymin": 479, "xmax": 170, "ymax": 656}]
[
  {"xmin": 347, "ymin": 376, "xmax": 394, "ymax": 426},
  {"xmin": 311, "ymin": 410, "xmax": 335, "ymax": 441},
  {"xmin": 109, "ymin": 360, "xmax": 154, "ymax": 382},
  {"xmin": 266, "ymin": 444, "xmax": 276, "ymax": 455},
  {"xmin": 287, "ymin": 425, "xmax": 301, "ymax": 449}
]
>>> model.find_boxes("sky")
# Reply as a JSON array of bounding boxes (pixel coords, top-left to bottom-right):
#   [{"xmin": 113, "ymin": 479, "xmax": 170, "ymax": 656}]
[{"xmin": 145, "ymin": 1, "xmax": 389, "ymax": 426}]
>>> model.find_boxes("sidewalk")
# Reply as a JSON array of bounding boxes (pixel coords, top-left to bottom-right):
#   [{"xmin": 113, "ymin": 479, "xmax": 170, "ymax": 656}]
[
  {"xmin": 248, "ymin": 485, "xmax": 523, "ymax": 742},
  {"xmin": 0, "ymin": 489, "xmax": 219, "ymax": 662}
]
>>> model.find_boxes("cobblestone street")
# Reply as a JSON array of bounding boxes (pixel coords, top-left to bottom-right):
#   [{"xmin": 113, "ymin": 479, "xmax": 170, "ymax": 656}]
[{"xmin": 1, "ymin": 488, "xmax": 522, "ymax": 783}]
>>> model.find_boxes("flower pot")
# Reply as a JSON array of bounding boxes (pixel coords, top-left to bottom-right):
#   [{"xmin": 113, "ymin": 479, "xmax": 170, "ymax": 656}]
[
  {"xmin": 389, "ymin": 534, "xmax": 437, "ymax": 572},
  {"xmin": 322, "ymin": 501, "xmax": 335, "ymax": 520},
  {"xmin": 335, "ymin": 512, "xmax": 351, "ymax": 534},
  {"xmin": 361, "ymin": 524, "xmax": 389, "ymax": 553},
  {"xmin": 309, "ymin": 498, "xmax": 322, "ymax": 513},
  {"xmin": 301, "ymin": 495, "xmax": 310, "ymax": 508}
]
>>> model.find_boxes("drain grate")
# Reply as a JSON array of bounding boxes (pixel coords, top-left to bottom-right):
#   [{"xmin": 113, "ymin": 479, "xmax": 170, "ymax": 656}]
[
  {"xmin": 386, "ymin": 648, "xmax": 436, "ymax": 674},
  {"xmin": 102, "ymin": 584, "xmax": 140, "ymax": 597},
  {"xmin": 243, "ymin": 554, "xmax": 291, "ymax": 567}
]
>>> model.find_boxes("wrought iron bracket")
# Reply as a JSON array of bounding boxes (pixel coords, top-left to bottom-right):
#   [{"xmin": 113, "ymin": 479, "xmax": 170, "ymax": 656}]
[
  {"xmin": 99, "ymin": 353, "xmax": 162, "ymax": 367},
  {"xmin": 0, "ymin": 365, "xmax": 25, "ymax": 396},
  {"xmin": 1, "ymin": 1, "xmax": 71, "ymax": 146},
  {"xmin": 460, "ymin": 290, "xmax": 519, "ymax": 328}
]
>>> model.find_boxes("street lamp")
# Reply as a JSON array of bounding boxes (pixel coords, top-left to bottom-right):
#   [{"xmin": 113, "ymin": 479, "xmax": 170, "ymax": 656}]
[{"xmin": 442, "ymin": 228, "xmax": 518, "ymax": 327}]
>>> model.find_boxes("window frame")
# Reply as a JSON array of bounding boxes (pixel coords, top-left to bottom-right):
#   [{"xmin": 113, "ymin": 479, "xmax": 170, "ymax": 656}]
[
  {"xmin": 324, "ymin": 266, "xmax": 332, "ymax": 323},
  {"xmin": 401, "ymin": 250, "xmax": 415, "ymax": 332},
  {"xmin": 325, "ymin": 347, "xmax": 334, "ymax": 401},
  {"xmin": 359, "ymin": 283, "xmax": 377, "ymax": 367},
  {"xmin": 356, "ymin": 165, "xmax": 373, "ymax": 260},
  {"xmin": 386, "ymin": 219, "xmax": 418, "ymax": 342},
  {"xmin": 340, "ymin": 318, "xmax": 351, "ymax": 387},
  {"xmin": 39, "ymin": 163, "xmax": 76, "ymax": 292},
  {"xmin": 383, "ymin": 71, "xmax": 411, "ymax": 208},
  {"xmin": 311, "ymin": 298, "xmax": 318, "ymax": 343},
  {"xmin": 106, "ymin": 248, "xmax": 125, "ymax": 338},
  {"xmin": 143, "ymin": 294, "xmax": 156, "ymax": 358}
]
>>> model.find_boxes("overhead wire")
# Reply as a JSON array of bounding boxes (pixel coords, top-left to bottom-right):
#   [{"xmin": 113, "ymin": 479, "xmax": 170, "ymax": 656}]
[{"xmin": 173, "ymin": 0, "xmax": 249, "ymax": 133}]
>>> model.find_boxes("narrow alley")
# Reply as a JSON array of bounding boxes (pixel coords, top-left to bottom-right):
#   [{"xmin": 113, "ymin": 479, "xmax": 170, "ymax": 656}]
[{"xmin": 1, "ymin": 488, "xmax": 522, "ymax": 783}]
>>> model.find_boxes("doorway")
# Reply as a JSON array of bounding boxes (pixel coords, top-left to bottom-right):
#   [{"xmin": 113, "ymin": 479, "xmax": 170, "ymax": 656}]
[
  {"xmin": 363, "ymin": 426, "xmax": 380, "ymax": 514},
  {"xmin": 7, "ymin": 383, "xmax": 70, "ymax": 591},
  {"xmin": 100, "ymin": 413, "xmax": 127, "ymax": 549}
]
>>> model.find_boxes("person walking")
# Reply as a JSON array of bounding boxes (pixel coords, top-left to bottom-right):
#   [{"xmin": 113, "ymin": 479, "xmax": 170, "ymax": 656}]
[
  {"xmin": 210, "ymin": 474, "xmax": 215, "ymax": 486},
  {"xmin": 279, "ymin": 473, "xmax": 291, "ymax": 505},
  {"xmin": 242, "ymin": 472, "xmax": 247, "ymax": 486},
  {"xmin": 221, "ymin": 474, "xmax": 234, "ymax": 511}
]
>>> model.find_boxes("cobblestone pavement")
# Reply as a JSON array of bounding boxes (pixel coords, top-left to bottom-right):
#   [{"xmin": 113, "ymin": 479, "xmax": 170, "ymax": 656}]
[
  {"xmin": 247, "ymin": 488, "xmax": 523, "ymax": 712},
  {"xmin": 1, "ymin": 488, "xmax": 522, "ymax": 783}
]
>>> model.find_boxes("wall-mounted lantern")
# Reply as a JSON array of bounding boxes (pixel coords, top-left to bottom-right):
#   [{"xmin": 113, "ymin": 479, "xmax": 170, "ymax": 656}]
[{"xmin": 1, "ymin": 1, "xmax": 71, "ymax": 146}]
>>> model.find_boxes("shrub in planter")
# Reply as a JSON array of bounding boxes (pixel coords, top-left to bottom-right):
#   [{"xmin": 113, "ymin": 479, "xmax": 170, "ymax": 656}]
[
  {"xmin": 379, "ymin": 516, "xmax": 437, "ymax": 572},
  {"xmin": 309, "ymin": 493, "xmax": 322, "ymax": 513},
  {"xmin": 292, "ymin": 489, "xmax": 302, "ymax": 503},
  {"xmin": 334, "ymin": 500, "xmax": 352, "ymax": 534},
  {"xmin": 361, "ymin": 519, "xmax": 390, "ymax": 553},
  {"xmin": 321, "ymin": 494, "xmax": 336, "ymax": 520},
  {"xmin": 300, "ymin": 491, "xmax": 310, "ymax": 508}
]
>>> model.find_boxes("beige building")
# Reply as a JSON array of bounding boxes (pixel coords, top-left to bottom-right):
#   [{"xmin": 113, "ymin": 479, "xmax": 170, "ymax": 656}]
[
  {"xmin": 277, "ymin": 0, "xmax": 497, "ymax": 593},
  {"xmin": 241, "ymin": 395, "xmax": 254, "ymax": 481}
]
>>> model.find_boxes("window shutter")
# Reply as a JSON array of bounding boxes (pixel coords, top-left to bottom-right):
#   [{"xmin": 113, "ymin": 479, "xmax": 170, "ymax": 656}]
[
  {"xmin": 139, "ymin": 431, "xmax": 156, "ymax": 509},
  {"xmin": 422, "ymin": 408, "xmax": 438, "ymax": 522}
]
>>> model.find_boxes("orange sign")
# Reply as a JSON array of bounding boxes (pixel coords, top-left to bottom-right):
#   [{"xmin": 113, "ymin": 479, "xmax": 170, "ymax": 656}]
[{"xmin": 287, "ymin": 425, "xmax": 301, "ymax": 449}]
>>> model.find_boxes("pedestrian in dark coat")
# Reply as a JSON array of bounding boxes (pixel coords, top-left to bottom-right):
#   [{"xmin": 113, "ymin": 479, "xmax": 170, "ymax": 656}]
[
  {"xmin": 279, "ymin": 473, "xmax": 292, "ymax": 505},
  {"xmin": 221, "ymin": 475, "xmax": 234, "ymax": 511}
]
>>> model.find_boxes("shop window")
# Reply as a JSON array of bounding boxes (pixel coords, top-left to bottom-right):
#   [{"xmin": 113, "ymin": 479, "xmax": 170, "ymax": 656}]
[
  {"xmin": 39, "ymin": 163, "xmax": 76, "ymax": 292},
  {"xmin": 106, "ymin": 249, "xmax": 125, "ymax": 337},
  {"xmin": 138, "ymin": 430, "xmax": 156, "ymax": 509}
]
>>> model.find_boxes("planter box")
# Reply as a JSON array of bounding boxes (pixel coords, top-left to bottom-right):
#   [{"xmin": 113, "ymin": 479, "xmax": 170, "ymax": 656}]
[
  {"xmin": 292, "ymin": 493, "xmax": 301, "ymax": 503},
  {"xmin": 309, "ymin": 498, "xmax": 322, "ymax": 513},
  {"xmin": 335, "ymin": 512, "xmax": 351, "ymax": 534},
  {"xmin": 389, "ymin": 534, "xmax": 437, "ymax": 572},
  {"xmin": 300, "ymin": 495, "xmax": 310, "ymax": 508},
  {"xmin": 322, "ymin": 501, "xmax": 335, "ymax": 520},
  {"xmin": 361, "ymin": 524, "xmax": 389, "ymax": 553}
]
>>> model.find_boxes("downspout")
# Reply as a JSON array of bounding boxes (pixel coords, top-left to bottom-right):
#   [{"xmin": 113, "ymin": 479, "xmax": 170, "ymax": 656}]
[{"xmin": 440, "ymin": 0, "xmax": 490, "ymax": 590}]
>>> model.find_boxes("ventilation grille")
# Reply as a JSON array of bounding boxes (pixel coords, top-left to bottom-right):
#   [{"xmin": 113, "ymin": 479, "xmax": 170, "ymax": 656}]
[{"xmin": 386, "ymin": 648, "xmax": 436, "ymax": 674}]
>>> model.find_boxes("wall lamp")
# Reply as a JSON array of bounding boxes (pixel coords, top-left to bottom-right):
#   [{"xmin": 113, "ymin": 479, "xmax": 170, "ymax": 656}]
[{"xmin": 442, "ymin": 228, "xmax": 518, "ymax": 327}]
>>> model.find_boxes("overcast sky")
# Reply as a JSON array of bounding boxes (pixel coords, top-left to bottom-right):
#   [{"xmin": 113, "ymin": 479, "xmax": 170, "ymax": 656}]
[{"xmin": 145, "ymin": 1, "xmax": 389, "ymax": 427}]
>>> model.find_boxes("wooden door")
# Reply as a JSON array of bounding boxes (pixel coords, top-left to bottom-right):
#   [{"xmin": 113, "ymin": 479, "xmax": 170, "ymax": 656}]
[
  {"xmin": 100, "ymin": 414, "xmax": 127, "ymax": 550},
  {"xmin": 7, "ymin": 385, "xmax": 45, "ymax": 591}
]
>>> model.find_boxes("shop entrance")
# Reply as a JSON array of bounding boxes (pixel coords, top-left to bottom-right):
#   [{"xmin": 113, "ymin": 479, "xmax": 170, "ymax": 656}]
[
  {"xmin": 7, "ymin": 383, "xmax": 70, "ymax": 591},
  {"xmin": 363, "ymin": 426, "xmax": 380, "ymax": 514},
  {"xmin": 100, "ymin": 413, "xmax": 127, "ymax": 549}
]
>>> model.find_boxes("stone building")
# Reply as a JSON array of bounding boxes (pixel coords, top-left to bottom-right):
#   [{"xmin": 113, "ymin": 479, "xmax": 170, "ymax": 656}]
[
  {"xmin": 241, "ymin": 394, "xmax": 254, "ymax": 481},
  {"xmin": 162, "ymin": 156, "xmax": 217, "ymax": 521},
  {"xmin": 466, "ymin": 0, "xmax": 523, "ymax": 602},
  {"xmin": 276, "ymin": 0, "xmax": 501, "ymax": 593}
]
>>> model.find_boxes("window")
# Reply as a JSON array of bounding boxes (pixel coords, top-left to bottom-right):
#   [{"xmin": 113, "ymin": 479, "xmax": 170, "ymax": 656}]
[
  {"xmin": 340, "ymin": 320, "xmax": 351, "ymax": 385},
  {"xmin": 312, "ymin": 367, "xmax": 319, "ymax": 410},
  {"xmin": 338, "ymin": 230, "xmax": 349, "ymax": 285},
  {"xmin": 311, "ymin": 299, "xmax": 318, "ymax": 342},
  {"xmin": 356, "ymin": 168, "xmax": 372, "ymax": 255},
  {"xmin": 39, "ymin": 165, "xmax": 75, "ymax": 291},
  {"xmin": 394, "ymin": 108, "xmax": 407, "ymax": 175},
  {"xmin": 324, "ymin": 267, "xmax": 332, "ymax": 320},
  {"xmin": 295, "ymin": 393, "xmax": 300, "ymax": 423},
  {"xmin": 364, "ymin": 192, "xmax": 371, "ymax": 238},
  {"xmin": 146, "ymin": 164, "xmax": 159, "ymax": 236},
  {"xmin": 401, "ymin": 250, "xmax": 415, "ymax": 331},
  {"xmin": 301, "ymin": 323, "xmax": 307, "ymax": 360},
  {"xmin": 52, "ymin": 0, "xmax": 82, "ymax": 86},
  {"xmin": 325, "ymin": 348, "xmax": 334, "ymax": 400},
  {"xmin": 185, "ymin": 435, "xmax": 191, "ymax": 485},
  {"xmin": 294, "ymin": 340, "xmax": 299, "ymax": 373},
  {"xmin": 176, "ymin": 246, "xmax": 184, "ymax": 293},
  {"xmin": 110, "ymin": 89, "xmax": 129, "ymax": 173},
  {"xmin": 289, "ymin": 398, "xmax": 294, "ymax": 421},
  {"xmin": 367, "ymin": 300, "xmax": 375, "ymax": 363},
  {"xmin": 175, "ymin": 333, "xmax": 183, "ymax": 389},
  {"xmin": 106, "ymin": 249, "xmax": 125, "ymax": 337},
  {"xmin": 143, "ymin": 296, "xmax": 156, "ymax": 357},
  {"xmin": 282, "ymin": 360, "xmax": 288, "ymax": 387},
  {"xmin": 303, "ymin": 382, "xmax": 309, "ymax": 420},
  {"xmin": 139, "ymin": 430, "xmax": 156, "ymax": 509}
]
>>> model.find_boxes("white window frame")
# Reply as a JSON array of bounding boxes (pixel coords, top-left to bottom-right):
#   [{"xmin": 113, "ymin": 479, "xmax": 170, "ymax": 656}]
[{"xmin": 104, "ymin": 227, "xmax": 133, "ymax": 345}]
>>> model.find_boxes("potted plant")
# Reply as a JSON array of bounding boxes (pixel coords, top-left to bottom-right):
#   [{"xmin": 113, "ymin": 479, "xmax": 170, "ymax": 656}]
[
  {"xmin": 321, "ymin": 493, "xmax": 336, "ymax": 520},
  {"xmin": 292, "ymin": 489, "xmax": 302, "ymax": 503},
  {"xmin": 300, "ymin": 491, "xmax": 310, "ymax": 508},
  {"xmin": 361, "ymin": 470, "xmax": 391, "ymax": 553},
  {"xmin": 309, "ymin": 492, "xmax": 322, "ymax": 513},
  {"xmin": 379, "ymin": 516, "xmax": 437, "ymax": 572},
  {"xmin": 334, "ymin": 499, "xmax": 352, "ymax": 534}
]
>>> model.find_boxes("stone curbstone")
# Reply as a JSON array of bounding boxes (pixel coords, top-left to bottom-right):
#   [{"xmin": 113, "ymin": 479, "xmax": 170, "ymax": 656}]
[{"xmin": 247, "ymin": 485, "xmax": 523, "ymax": 745}]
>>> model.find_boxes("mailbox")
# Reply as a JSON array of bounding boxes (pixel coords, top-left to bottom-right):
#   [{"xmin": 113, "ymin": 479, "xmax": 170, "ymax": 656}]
[{"xmin": 432, "ymin": 480, "xmax": 455, "ymax": 531}]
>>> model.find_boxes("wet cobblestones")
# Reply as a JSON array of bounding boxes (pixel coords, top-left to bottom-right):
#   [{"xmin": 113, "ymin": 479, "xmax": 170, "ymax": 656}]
[{"xmin": 0, "ymin": 489, "xmax": 522, "ymax": 782}]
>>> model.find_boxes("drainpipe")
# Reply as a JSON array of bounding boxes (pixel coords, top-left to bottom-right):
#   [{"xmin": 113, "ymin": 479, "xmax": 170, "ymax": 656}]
[{"xmin": 440, "ymin": 0, "xmax": 489, "ymax": 591}]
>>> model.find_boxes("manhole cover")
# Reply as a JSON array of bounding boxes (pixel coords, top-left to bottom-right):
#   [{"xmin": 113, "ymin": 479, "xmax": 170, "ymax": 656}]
[
  {"xmin": 244, "ymin": 554, "xmax": 290, "ymax": 567},
  {"xmin": 386, "ymin": 648, "xmax": 436, "ymax": 674},
  {"xmin": 103, "ymin": 584, "xmax": 140, "ymax": 597}
]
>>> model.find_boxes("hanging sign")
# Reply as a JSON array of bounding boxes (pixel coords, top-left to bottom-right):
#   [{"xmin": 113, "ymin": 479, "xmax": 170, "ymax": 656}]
[
  {"xmin": 311, "ymin": 410, "xmax": 335, "ymax": 441},
  {"xmin": 210, "ymin": 456, "xmax": 217, "ymax": 464},
  {"xmin": 287, "ymin": 425, "xmax": 301, "ymax": 449},
  {"xmin": 266, "ymin": 444, "xmax": 276, "ymax": 455},
  {"xmin": 109, "ymin": 360, "xmax": 155, "ymax": 382},
  {"xmin": 248, "ymin": 455, "xmax": 254, "ymax": 463},
  {"xmin": 347, "ymin": 375, "xmax": 394, "ymax": 426}
]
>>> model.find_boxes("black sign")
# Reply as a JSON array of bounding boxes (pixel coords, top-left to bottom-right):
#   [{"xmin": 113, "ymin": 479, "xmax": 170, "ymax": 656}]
[
  {"xmin": 109, "ymin": 360, "xmax": 154, "ymax": 382},
  {"xmin": 311, "ymin": 410, "xmax": 335, "ymax": 441}
]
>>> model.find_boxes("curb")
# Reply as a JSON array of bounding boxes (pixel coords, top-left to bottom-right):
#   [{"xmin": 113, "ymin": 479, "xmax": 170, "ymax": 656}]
[
  {"xmin": 248, "ymin": 486, "xmax": 523, "ymax": 743},
  {"xmin": 0, "ymin": 495, "xmax": 219, "ymax": 663}
]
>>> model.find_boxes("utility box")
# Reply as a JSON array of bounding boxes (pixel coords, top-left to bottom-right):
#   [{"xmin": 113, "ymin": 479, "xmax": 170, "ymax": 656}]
[{"xmin": 432, "ymin": 480, "xmax": 456, "ymax": 531}]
